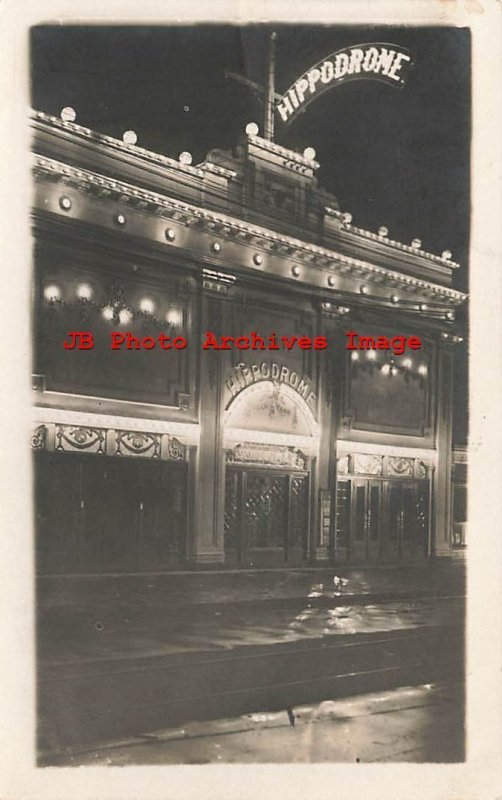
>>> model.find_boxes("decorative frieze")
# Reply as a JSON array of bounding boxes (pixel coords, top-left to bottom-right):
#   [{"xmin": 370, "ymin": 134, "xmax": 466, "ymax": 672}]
[
  {"xmin": 336, "ymin": 446, "xmax": 434, "ymax": 480},
  {"xmin": 32, "ymin": 418, "xmax": 189, "ymax": 462}
]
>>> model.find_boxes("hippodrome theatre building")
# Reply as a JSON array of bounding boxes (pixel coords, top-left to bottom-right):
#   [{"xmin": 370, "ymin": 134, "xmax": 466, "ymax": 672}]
[{"xmin": 31, "ymin": 108, "xmax": 466, "ymax": 574}]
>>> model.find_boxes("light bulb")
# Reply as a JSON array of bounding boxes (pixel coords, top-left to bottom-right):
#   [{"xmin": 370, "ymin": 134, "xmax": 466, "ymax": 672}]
[
  {"xmin": 44, "ymin": 284, "xmax": 61, "ymax": 302},
  {"xmin": 123, "ymin": 130, "xmax": 137, "ymax": 145},
  {"xmin": 139, "ymin": 298, "xmax": 155, "ymax": 314},
  {"xmin": 77, "ymin": 283, "xmax": 93, "ymax": 301},
  {"xmin": 60, "ymin": 106, "xmax": 76, "ymax": 122},
  {"xmin": 245, "ymin": 122, "xmax": 259, "ymax": 136}
]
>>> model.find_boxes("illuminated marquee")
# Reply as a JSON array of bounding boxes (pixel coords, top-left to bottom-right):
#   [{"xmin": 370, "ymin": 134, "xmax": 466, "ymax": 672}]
[{"xmin": 277, "ymin": 43, "xmax": 414, "ymax": 124}]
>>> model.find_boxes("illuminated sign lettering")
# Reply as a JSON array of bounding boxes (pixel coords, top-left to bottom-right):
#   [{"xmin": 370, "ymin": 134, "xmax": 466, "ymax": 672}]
[{"xmin": 277, "ymin": 43, "xmax": 414, "ymax": 125}]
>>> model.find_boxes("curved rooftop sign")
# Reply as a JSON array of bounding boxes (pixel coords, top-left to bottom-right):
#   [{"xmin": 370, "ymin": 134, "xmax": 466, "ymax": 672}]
[{"xmin": 276, "ymin": 43, "xmax": 414, "ymax": 125}]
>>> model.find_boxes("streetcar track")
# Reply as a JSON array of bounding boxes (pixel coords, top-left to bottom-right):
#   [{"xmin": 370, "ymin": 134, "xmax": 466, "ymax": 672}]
[{"xmin": 39, "ymin": 623, "xmax": 463, "ymax": 681}]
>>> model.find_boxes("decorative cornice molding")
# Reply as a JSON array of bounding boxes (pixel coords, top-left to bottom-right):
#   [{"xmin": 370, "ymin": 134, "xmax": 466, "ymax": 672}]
[
  {"xmin": 326, "ymin": 207, "xmax": 460, "ymax": 270},
  {"xmin": 31, "ymin": 109, "xmax": 206, "ymax": 178},
  {"xmin": 33, "ymin": 153, "xmax": 467, "ymax": 305}
]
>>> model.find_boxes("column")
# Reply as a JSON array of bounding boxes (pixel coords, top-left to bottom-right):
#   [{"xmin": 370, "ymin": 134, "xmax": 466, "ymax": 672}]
[
  {"xmin": 189, "ymin": 279, "xmax": 227, "ymax": 565},
  {"xmin": 434, "ymin": 337, "xmax": 454, "ymax": 555}
]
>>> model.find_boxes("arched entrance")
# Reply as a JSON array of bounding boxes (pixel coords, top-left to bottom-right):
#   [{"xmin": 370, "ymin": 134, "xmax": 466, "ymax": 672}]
[{"xmin": 223, "ymin": 380, "xmax": 319, "ymax": 567}]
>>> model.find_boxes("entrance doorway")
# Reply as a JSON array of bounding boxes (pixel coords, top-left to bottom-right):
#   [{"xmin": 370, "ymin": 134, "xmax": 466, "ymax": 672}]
[
  {"xmin": 335, "ymin": 477, "xmax": 430, "ymax": 562},
  {"xmin": 224, "ymin": 467, "xmax": 309, "ymax": 567}
]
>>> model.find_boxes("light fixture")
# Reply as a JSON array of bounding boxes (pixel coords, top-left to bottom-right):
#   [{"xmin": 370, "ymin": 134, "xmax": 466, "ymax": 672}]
[
  {"xmin": 59, "ymin": 196, "xmax": 72, "ymax": 211},
  {"xmin": 166, "ymin": 307, "xmax": 182, "ymax": 327},
  {"xmin": 367, "ymin": 351, "xmax": 377, "ymax": 360},
  {"xmin": 342, "ymin": 212, "xmax": 352, "ymax": 224},
  {"xmin": 419, "ymin": 303, "xmax": 427, "ymax": 311},
  {"xmin": 381, "ymin": 364, "xmax": 390, "ymax": 375},
  {"xmin": 390, "ymin": 294, "xmax": 399, "ymax": 304},
  {"xmin": 390, "ymin": 366, "xmax": 398, "ymax": 376},
  {"xmin": 60, "ymin": 106, "xmax": 76, "ymax": 122},
  {"xmin": 418, "ymin": 364, "xmax": 428, "ymax": 376},
  {"xmin": 102, "ymin": 306, "xmax": 114, "ymax": 321},
  {"xmin": 179, "ymin": 151, "xmax": 193, "ymax": 166},
  {"xmin": 360, "ymin": 285, "xmax": 369, "ymax": 295},
  {"xmin": 411, "ymin": 238, "xmax": 422, "ymax": 249},
  {"xmin": 139, "ymin": 298, "xmax": 155, "ymax": 314},
  {"xmin": 165, "ymin": 228, "xmax": 176, "ymax": 241},
  {"xmin": 351, "ymin": 352, "xmax": 359, "ymax": 361},
  {"xmin": 115, "ymin": 214, "xmax": 126, "ymax": 226},
  {"xmin": 118, "ymin": 308, "xmax": 132, "ymax": 325},
  {"xmin": 76, "ymin": 283, "xmax": 93, "ymax": 301},
  {"xmin": 303, "ymin": 146, "xmax": 316, "ymax": 161},
  {"xmin": 378, "ymin": 226, "xmax": 388, "ymax": 237},
  {"xmin": 44, "ymin": 284, "xmax": 61, "ymax": 302},
  {"xmin": 442, "ymin": 250, "xmax": 452, "ymax": 260},
  {"xmin": 245, "ymin": 122, "xmax": 259, "ymax": 136},
  {"xmin": 211, "ymin": 242, "xmax": 221, "ymax": 253},
  {"xmin": 446, "ymin": 310, "xmax": 455, "ymax": 321},
  {"xmin": 328, "ymin": 275, "xmax": 336, "ymax": 287},
  {"xmin": 253, "ymin": 253, "xmax": 263, "ymax": 266},
  {"xmin": 291, "ymin": 265, "xmax": 300, "ymax": 277},
  {"xmin": 403, "ymin": 358, "xmax": 413, "ymax": 368},
  {"xmin": 122, "ymin": 130, "xmax": 138, "ymax": 145}
]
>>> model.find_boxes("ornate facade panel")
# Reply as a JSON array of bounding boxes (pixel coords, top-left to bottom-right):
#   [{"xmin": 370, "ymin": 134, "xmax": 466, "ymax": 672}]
[
  {"xmin": 164, "ymin": 436, "xmax": 186, "ymax": 462},
  {"xmin": 383, "ymin": 455, "xmax": 414, "ymax": 478},
  {"xmin": 31, "ymin": 424, "xmax": 47, "ymax": 451},
  {"xmin": 55, "ymin": 424, "xmax": 106, "ymax": 454},
  {"xmin": 415, "ymin": 460, "xmax": 428, "ymax": 479},
  {"xmin": 353, "ymin": 453, "xmax": 383, "ymax": 476},
  {"xmin": 115, "ymin": 430, "xmax": 161, "ymax": 459}
]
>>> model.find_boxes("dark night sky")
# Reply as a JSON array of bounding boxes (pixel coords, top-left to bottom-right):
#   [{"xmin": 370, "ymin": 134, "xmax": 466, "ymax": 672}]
[{"xmin": 30, "ymin": 25, "xmax": 470, "ymax": 439}]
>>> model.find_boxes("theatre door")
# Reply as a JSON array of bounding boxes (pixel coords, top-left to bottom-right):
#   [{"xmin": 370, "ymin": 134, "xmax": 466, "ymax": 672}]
[
  {"xmin": 334, "ymin": 476, "xmax": 431, "ymax": 563},
  {"xmin": 222, "ymin": 379, "xmax": 318, "ymax": 568}
]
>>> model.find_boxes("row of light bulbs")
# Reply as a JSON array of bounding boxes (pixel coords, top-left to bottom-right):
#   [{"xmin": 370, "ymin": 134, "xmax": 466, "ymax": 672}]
[
  {"xmin": 43, "ymin": 283, "xmax": 182, "ymax": 327},
  {"xmin": 338, "ymin": 212, "xmax": 453, "ymax": 261},
  {"xmin": 350, "ymin": 350, "xmax": 428, "ymax": 376},
  {"xmin": 59, "ymin": 108, "xmax": 316, "ymax": 170},
  {"xmin": 59, "ymin": 108, "xmax": 454, "ymax": 263},
  {"xmin": 58, "ymin": 194, "xmax": 453, "ymax": 313}
]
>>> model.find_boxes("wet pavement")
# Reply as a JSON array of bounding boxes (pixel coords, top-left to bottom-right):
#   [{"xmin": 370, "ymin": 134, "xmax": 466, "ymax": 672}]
[
  {"xmin": 50, "ymin": 681, "xmax": 465, "ymax": 765},
  {"xmin": 41, "ymin": 595, "xmax": 464, "ymax": 664},
  {"xmin": 39, "ymin": 562, "xmax": 465, "ymax": 665}
]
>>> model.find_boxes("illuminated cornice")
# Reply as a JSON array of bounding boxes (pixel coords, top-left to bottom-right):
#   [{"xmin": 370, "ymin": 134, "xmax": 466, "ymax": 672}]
[
  {"xmin": 325, "ymin": 207, "xmax": 460, "ymax": 269},
  {"xmin": 32, "ymin": 153, "xmax": 467, "ymax": 306}
]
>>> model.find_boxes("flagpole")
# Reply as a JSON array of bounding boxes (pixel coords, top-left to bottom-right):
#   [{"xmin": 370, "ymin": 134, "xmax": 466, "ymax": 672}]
[{"xmin": 264, "ymin": 31, "xmax": 277, "ymax": 141}]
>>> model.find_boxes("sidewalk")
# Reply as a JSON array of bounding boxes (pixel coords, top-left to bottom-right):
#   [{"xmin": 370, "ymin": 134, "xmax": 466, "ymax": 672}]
[{"xmin": 48, "ymin": 681, "xmax": 465, "ymax": 765}]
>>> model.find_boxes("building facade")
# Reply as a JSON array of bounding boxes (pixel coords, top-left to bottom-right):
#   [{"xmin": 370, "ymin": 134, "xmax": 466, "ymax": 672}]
[{"xmin": 31, "ymin": 109, "xmax": 466, "ymax": 575}]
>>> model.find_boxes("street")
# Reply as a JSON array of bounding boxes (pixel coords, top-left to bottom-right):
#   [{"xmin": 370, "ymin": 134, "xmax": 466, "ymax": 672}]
[{"xmin": 37, "ymin": 561, "xmax": 465, "ymax": 765}]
